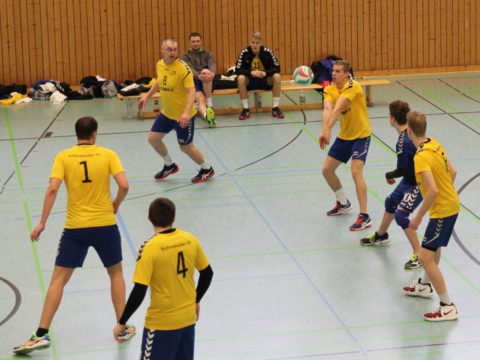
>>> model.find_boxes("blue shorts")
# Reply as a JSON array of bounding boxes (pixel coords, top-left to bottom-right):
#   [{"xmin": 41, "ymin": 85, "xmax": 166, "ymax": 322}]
[
  {"xmin": 55, "ymin": 225, "xmax": 122, "ymax": 268},
  {"xmin": 247, "ymin": 77, "xmax": 272, "ymax": 91},
  {"xmin": 194, "ymin": 78, "xmax": 214, "ymax": 93},
  {"xmin": 328, "ymin": 136, "xmax": 371, "ymax": 163},
  {"xmin": 151, "ymin": 113, "xmax": 195, "ymax": 145},
  {"xmin": 140, "ymin": 325, "xmax": 195, "ymax": 360},
  {"xmin": 385, "ymin": 180, "xmax": 422, "ymax": 213},
  {"xmin": 422, "ymin": 214, "xmax": 458, "ymax": 251}
]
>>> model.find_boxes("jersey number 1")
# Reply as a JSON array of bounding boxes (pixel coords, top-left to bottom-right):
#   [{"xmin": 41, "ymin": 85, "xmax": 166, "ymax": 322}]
[
  {"xmin": 79, "ymin": 161, "xmax": 92, "ymax": 183},
  {"xmin": 177, "ymin": 251, "xmax": 188, "ymax": 278}
]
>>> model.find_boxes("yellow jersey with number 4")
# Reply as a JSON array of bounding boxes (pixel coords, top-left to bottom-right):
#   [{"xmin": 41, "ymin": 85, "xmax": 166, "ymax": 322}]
[
  {"xmin": 156, "ymin": 59, "xmax": 196, "ymax": 121},
  {"xmin": 50, "ymin": 144, "xmax": 124, "ymax": 229},
  {"xmin": 134, "ymin": 229, "xmax": 210, "ymax": 330},
  {"xmin": 414, "ymin": 138, "xmax": 460, "ymax": 218}
]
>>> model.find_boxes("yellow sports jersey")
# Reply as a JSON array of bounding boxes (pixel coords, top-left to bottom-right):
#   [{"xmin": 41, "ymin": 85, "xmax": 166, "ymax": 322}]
[
  {"xmin": 134, "ymin": 229, "xmax": 210, "ymax": 330},
  {"xmin": 50, "ymin": 144, "xmax": 124, "ymax": 228},
  {"xmin": 251, "ymin": 56, "xmax": 265, "ymax": 71},
  {"xmin": 414, "ymin": 138, "xmax": 460, "ymax": 218},
  {"xmin": 324, "ymin": 79, "xmax": 371, "ymax": 140},
  {"xmin": 155, "ymin": 59, "xmax": 196, "ymax": 121}
]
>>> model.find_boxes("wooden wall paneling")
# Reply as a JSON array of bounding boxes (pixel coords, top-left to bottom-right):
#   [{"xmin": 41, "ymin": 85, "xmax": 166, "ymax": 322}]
[
  {"xmin": 212, "ymin": 0, "xmax": 222, "ymax": 77},
  {"xmin": 13, "ymin": 0, "xmax": 24, "ymax": 84},
  {"xmin": 385, "ymin": 1, "xmax": 400, "ymax": 69},
  {"xmin": 466, "ymin": 0, "xmax": 473, "ymax": 65},
  {"xmin": 350, "ymin": 0, "xmax": 358, "ymax": 69},
  {"xmin": 85, "ymin": 0, "xmax": 95, "ymax": 75},
  {"xmin": 404, "ymin": 0, "xmax": 412, "ymax": 69},
  {"xmin": 304, "ymin": 0, "xmax": 311, "ymax": 67},
  {"xmin": 106, "ymin": 0, "xmax": 115, "ymax": 80},
  {"xmin": 293, "ymin": 0, "xmax": 302, "ymax": 69},
  {"xmin": 415, "ymin": 0, "xmax": 423, "ymax": 68},
  {"xmin": 20, "ymin": 0, "xmax": 31, "ymax": 84},
  {"xmin": 452, "ymin": 0, "xmax": 459, "ymax": 66},
  {"xmin": 367, "ymin": 0, "xmax": 376, "ymax": 70},
  {"xmin": 428, "ymin": 0, "xmax": 435, "ymax": 68},
  {"xmin": 72, "ymin": 1, "xmax": 82, "ymax": 83},
  {"xmin": 131, "ymin": 0, "xmax": 140, "ymax": 78},
  {"xmin": 439, "ymin": 0, "xmax": 447, "ymax": 67},
  {"xmin": 228, "ymin": 0, "xmax": 236, "ymax": 69},
  {"xmin": 138, "ymin": 0, "xmax": 147, "ymax": 76},
  {"xmin": 150, "ymin": 0, "xmax": 160, "ymax": 76},
  {"xmin": 393, "ymin": 0, "xmax": 401, "ymax": 70},
  {"xmin": 6, "ymin": 0, "xmax": 18, "ymax": 84},
  {"xmin": 343, "ymin": 0, "xmax": 352, "ymax": 64},
  {"xmin": 97, "ymin": 0, "xmax": 107, "ymax": 78},
  {"xmin": 279, "ymin": 0, "xmax": 296, "ymax": 73},
  {"xmin": 265, "ymin": 0, "xmax": 272, "ymax": 53},
  {"xmin": 277, "ymin": 0, "xmax": 286, "ymax": 72},
  {"xmin": 66, "ymin": 1, "xmax": 77, "ymax": 84},
  {"xmin": 61, "ymin": 0, "xmax": 71, "ymax": 83},
  {"xmin": 55, "ymin": 0, "xmax": 65, "ymax": 81},
  {"xmin": 220, "ymin": 0, "xmax": 228, "ymax": 70},
  {"xmin": 362, "ymin": 0, "xmax": 370, "ymax": 70},
  {"xmin": 355, "ymin": 0, "xmax": 364, "ymax": 70},
  {"xmin": 0, "ymin": 0, "xmax": 4, "ymax": 84},
  {"xmin": 458, "ymin": 0, "xmax": 465, "ymax": 66},
  {"xmin": 118, "ymin": 0, "xmax": 128, "ymax": 81},
  {"xmin": 433, "ymin": 0, "xmax": 440, "ymax": 67},
  {"xmin": 474, "ymin": 0, "xmax": 479, "ymax": 64},
  {"xmin": 381, "ymin": 0, "xmax": 388, "ymax": 71},
  {"xmin": 331, "ymin": 0, "xmax": 339, "ymax": 57},
  {"xmin": 398, "ymin": 0, "xmax": 406, "ymax": 69},
  {"xmin": 326, "ymin": 0, "xmax": 333, "ymax": 62},
  {"xmin": 338, "ymin": 0, "xmax": 346, "ymax": 62}
]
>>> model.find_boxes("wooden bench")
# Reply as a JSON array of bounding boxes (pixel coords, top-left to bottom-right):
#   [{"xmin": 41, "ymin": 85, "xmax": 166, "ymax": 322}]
[{"xmin": 117, "ymin": 79, "xmax": 391, "ymax": 119}]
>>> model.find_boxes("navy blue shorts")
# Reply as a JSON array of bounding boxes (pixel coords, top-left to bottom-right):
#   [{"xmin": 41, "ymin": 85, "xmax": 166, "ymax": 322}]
[
  {"xmin": 194, "ymin": 78, "xmax": 214, "ymax": 93},
  {"xmin": 247, "ymin": 77, "xmax": 272, "ymax": 91},
  {"xmin": 55, "ymin": 225, "xmax": 122, "ymax": 268},
  {"xmin": 328, "ymin": 136, "xmax": 371, "ymax": 163},
  {"xmin": 422, "ymin": 214, "xmax": 458, "ymax": 251},
  {"xmin": 151, "ymin": 113, "xmax": 195, "ymax": 145},
  {"xmin": 140, "ymin": 325, "xmax": 195, "ymax": 360},
  {"xmin": 385, "ymin": 180, "xmax": 422, "ymax": 213}
]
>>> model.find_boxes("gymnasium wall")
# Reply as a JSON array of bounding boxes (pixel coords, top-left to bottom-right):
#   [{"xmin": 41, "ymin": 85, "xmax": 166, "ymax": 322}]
[{"xmin": 1, "ymin": 0, "xmax": 479, "ymax": 86}]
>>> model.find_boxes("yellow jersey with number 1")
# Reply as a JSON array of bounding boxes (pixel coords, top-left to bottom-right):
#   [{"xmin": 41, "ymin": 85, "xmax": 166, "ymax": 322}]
[{"xmin": 50, "ymin": 144, "xmax": 124, "ymax": 229}]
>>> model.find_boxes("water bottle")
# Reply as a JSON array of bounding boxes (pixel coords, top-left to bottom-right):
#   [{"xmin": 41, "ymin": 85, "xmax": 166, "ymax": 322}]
[
  {"xmin": 299, "ymin": 90, "xmax": 305, "ymax": 105},
  {"xmin": 255, "ymin": 93, "xmax": 262, "ymax": 107},
  {"xmin": 126, "ymin": 100, "xmax": 133, "ymax": 118},
  {"xmin": 153, "ymin": 98, "xmax": 160, "ymax": 112}
]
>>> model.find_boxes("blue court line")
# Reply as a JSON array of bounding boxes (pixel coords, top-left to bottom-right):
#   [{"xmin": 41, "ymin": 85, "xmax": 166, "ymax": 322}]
[
  {"xmin": 195, "ymin": 131, "xmax": 368, "ymax": 356},
  {"xmin": 116, "ymin": 211, "xmax": 138, "ymax": 261}
]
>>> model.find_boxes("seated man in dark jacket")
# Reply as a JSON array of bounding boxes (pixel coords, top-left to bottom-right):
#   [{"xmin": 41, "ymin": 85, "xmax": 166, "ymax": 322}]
[{"xmin": 235, "ymin": 32, "xmax": 284, "ymax": 120}]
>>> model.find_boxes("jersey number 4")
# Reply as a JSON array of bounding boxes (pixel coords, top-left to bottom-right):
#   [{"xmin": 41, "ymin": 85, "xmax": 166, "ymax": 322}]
[
  {"xmin": 79, "ymin": 161, "xmax": 92, "ymax": 183},
  {"xmin": 177, "ymin": 251, "xmax": 188, "ymax": 278}
]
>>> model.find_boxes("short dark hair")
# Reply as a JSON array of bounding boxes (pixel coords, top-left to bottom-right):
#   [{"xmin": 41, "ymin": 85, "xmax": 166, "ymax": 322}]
[
  {"xmin": 148, "ymin": 198, "xmax": 176, "ymax": 227},
  {"xmin": 189, "ymin": 32, "xmax": 202, "ymax": 39},
  {"xmin": 389, "ymin": 100, "xmax": 410, "ymax": 125},
  {"xmin": 407, "ymin": 111, "xmax": 427, "ymax": 137},
  {"xmin": 75, "ymin": 116, "xmax": 98, "ymax": 140}
]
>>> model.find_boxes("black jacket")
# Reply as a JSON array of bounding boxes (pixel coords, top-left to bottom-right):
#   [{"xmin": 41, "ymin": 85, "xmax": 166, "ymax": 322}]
[{"xmin": 235, "ymin": 46, "xmax": 280, "ymax": 77}]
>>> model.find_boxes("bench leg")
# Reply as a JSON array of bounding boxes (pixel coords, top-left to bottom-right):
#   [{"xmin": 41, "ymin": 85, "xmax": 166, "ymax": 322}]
[{"xmin": 365, "ymin": 86, "xmax": 373, "ymax": 107}]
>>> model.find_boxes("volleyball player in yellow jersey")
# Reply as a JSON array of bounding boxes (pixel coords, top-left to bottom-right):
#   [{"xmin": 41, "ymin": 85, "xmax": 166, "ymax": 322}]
[
  {"xmin": 114, "ymin": 198, "xmax": 213, "ymax": 359},
  {"xmin": 319, "ymin": 60, "xmax": 373, "ymax": 231},
  {"xmin": 13, "ymin": 117, "xmax": 135, "ymax": 355},
  {"xmin": 139, "ymin": 38, "xmax": 215, "ymax": 183},
  {"xmin": 402, "ymin": 111, "xmax": 460, "ymax": 321}
]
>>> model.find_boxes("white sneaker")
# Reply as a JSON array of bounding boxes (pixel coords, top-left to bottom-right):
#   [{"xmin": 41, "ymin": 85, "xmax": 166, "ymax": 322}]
[
  {"xmin": 402, "ymin": 278, "xmax": 434, "ymax": 298},
  {"xmin": 424, "ymin": 302, "xmax": 458, "ymax": 322}
]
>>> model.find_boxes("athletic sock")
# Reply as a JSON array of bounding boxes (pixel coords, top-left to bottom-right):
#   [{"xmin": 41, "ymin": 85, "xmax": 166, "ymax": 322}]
[
  {"xmin": 241, "ymin": 99, "xmax": 249, "ymax": 109},
  {"xmin": 439, "ymin": 291, "xmax": 452, "ymax": 305},
  {"xmin": 206, "ymin": 97, "xmax": 213, "ymax": 107},
  {"xmin": 35, "ymin": 328, "xmax": 49, "ymax": 337},
  {"xmin": 335, "ymin": 188, "xmax": 348, "ymax": 205},
  {"xmin": 273, "ymin": 97, "xmax": 280, "ymax": 108},
  {"xmin": 163, "ymin": 154, "xmax": 173, "ymax": 166}
]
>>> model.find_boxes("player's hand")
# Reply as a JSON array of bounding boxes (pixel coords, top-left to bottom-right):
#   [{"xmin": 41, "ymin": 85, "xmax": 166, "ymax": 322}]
[
  {"xmin": 409, "ymin": 216, "xmax": 421, "ymax": 231},
  {"xmin": 196, "ymin": 303, "xmax": 200, "ymax": 321},
  {"xmin": 138, "ymin": 97, "xmax": 147, "ymax": 111},
  {"xmin": 179, "ymin": 113, "xmax": 190, "ymax": 128},
  {"xmin": 386, "ymin": 178, "xmax": 396, "ymax": 185},
  {"xmin": 113, "ymin": 323, "xmax": 126, "ymax": 343},
  {"xmin": 319, "ymin": 129, "xmax": 330, "ymax": 150},
  {"xmin": 112, "ymin": 200, "xmax": 120, "ymax": 214},
  {"xmin": 31, "ymin": 223, "xmax": 46, "ymax": 241}
]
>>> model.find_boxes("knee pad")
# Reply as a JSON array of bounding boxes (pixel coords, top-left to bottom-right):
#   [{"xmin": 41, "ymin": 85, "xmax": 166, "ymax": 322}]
[
  {"xmin": 395, "ymin": 209, "xmax": 411, "ymax": 229},
  {"xmin": 384, "ymin": 195, "xmax": 398, "ymax": 214}
]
